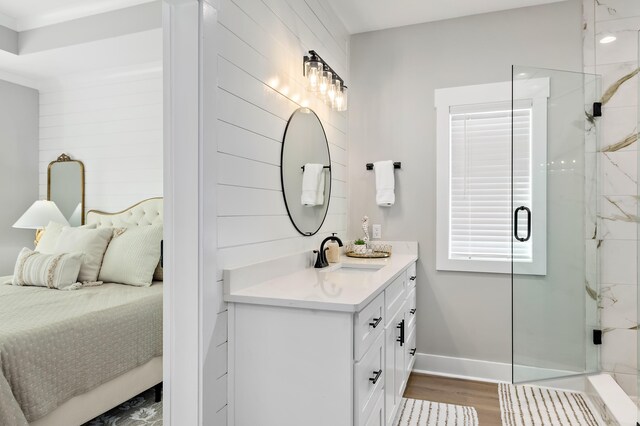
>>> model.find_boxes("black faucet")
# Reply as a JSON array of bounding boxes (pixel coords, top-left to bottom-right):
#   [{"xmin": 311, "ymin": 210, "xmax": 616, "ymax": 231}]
[{"xmin": 314, "ymin": 233, "xmax": 344, "ymax": 268}]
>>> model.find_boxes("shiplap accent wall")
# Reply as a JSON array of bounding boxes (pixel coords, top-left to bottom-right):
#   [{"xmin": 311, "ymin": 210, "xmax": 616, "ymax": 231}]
[
  {"xmin": 38, "ymin": 63, "xmax": 163, "ymax": 213},
  {"xmin": 209, "ymin": 0, "xmax": 348, "ymax": 422}
]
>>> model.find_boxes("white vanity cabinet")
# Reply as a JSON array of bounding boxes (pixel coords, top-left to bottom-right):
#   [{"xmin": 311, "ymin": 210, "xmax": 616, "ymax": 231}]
[
  {"xmin": 384, "ymin": 263, "xmax": 417, "ymax": 426},
  {"xmin": 226, "ymin": 259, "xmax": 418, "ymax": 426}
]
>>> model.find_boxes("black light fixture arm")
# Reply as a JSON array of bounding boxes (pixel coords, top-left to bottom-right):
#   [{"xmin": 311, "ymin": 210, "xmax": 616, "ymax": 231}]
[{"xmin": 303, "ymin": 50, "xmax": 347, "ymax": 88}]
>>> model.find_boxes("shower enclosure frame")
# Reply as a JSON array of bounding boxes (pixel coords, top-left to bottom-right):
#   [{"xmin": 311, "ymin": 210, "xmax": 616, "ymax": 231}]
[{"xmin": 511, "ymin": 65, "xmax": 602, "ymax": 386}]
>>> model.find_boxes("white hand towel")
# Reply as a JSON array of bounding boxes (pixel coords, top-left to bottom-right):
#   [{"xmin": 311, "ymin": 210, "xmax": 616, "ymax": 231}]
[
  {"xmin": 301, "ymin": 163, "xmax": 324, "ymax": 206},
  {"xmin": 374, "ymin": 160, "xmax": 395, "ymax": 206}
]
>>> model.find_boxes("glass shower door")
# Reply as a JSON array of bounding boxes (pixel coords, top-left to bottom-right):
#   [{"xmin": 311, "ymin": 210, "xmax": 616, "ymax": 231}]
[{"xmin": 512, "ymin": 66, "xmax": 601, "ymax": 384}]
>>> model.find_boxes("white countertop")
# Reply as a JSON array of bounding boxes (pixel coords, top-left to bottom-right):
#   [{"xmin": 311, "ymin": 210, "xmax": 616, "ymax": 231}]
[{"xmin": 224, "ymin": 253, "xmax": 417, "ymax": 312}]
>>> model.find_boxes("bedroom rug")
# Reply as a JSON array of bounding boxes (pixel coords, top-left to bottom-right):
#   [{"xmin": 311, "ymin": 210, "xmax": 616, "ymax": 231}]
[
  {"xmin": 499, "ymin": 382, "xmax": 602, "ymax": 426},
  {"xmin": 84, "ymin": 388, "xmax": 162, "ymax": 426},
  {"xmin": 396, "ymin": 398, "xmax": 479, "ymax": 425}
]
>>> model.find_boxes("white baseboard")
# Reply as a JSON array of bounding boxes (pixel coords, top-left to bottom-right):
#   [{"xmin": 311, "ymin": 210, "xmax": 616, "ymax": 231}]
[{"xmin": 412, "ymin": 352, "xmax": 512, "ymax": 383}]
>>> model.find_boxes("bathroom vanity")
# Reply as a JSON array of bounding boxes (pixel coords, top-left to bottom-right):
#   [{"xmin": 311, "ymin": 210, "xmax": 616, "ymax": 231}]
[{"xmin": 224, "ymin": 243, "xmax": 418, "ymax": 426}]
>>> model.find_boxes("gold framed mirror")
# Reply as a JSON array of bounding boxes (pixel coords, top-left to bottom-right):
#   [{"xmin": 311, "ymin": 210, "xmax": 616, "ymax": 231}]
[{"xmin": 47, "ymin": 153, "xmax": 85, "ymax": 226}]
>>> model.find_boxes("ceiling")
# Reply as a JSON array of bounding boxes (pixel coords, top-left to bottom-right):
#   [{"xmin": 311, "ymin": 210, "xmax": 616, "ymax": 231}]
[
  {"xmin": 0, "ymin": 28, "xmax": 161, "ymax": 88},
  {"xmin": 0, "ymin": 0, "xmax": 154, "ymax": 31},
  {"xmin": 326, "ymin": 0, "xmax": 567, "ymax": 34},
  {"xmin": 0, "ymin": 0, "xmax": 160, "ymax": 88}
]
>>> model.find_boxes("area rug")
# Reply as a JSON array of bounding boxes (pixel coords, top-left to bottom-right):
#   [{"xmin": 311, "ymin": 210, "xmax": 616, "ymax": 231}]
[
  {"xmin": 396, "ymin": 398, "xmax": 479, "ymax": 425},
  {"xmin": 499, "ymin": 383, "xmax": 602, "ymax": 426},
  {"xmin": 83, "ymin": 388, "xmax": 162, "ymax": 426}
]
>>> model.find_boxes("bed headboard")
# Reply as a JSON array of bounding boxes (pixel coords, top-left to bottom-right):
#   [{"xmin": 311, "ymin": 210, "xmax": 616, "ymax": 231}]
[{"xmin": 86, "ymin": 198, "xmax": 163, "ymax": 228}]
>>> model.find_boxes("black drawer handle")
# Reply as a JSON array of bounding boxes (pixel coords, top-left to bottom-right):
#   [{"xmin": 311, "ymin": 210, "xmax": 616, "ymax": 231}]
[
  {"xmin": 369, "ymin": 369, "xmax": 382, "ymax": 384},
  {"xmin": 410, "ymin": 308, "xmax": 416, "ymax": 315},
  {"xmin": 410, "ymin": 348, "xmax": 416, "ymax": 356},
  {"xmin": 396, "ymin": 319, "xmax": 405, "ymax": 346},
  {"xmin": 369, "ymin": 317, "xmax": 382, "ymax": 328},
  {"xmin": 409, "ymin": 276, "xmax": 416, "ymax": 281}
]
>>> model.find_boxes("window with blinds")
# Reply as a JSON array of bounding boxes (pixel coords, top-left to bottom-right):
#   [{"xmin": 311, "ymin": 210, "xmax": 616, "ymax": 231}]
[
  {"xmin": 448, "ymin": 100, "xmax": 532, "ymax": 263},
  {"xmin": 435, "ymin": 79, "xmax": 548, "ymax": 275}
]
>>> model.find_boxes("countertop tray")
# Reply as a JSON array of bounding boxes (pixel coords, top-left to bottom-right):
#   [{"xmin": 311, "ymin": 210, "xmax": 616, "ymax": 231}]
[{"xmin": 345, "ymin": 251, "xmax": 391, "ymax": 259}]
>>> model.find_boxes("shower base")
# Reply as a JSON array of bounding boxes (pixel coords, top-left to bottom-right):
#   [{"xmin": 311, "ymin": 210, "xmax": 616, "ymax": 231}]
[{"xmin": 587, "ymin": 374, "xmax": 636, "ymax": 426}]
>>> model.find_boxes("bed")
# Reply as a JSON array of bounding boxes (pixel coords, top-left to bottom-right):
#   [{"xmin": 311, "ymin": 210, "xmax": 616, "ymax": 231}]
[{"xmin": 0, "ymin": 198, "xmax": 164, "ymax": 426}]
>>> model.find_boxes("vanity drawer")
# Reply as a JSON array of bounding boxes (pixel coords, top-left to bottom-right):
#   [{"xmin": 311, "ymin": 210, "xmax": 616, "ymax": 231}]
[
  {"xmin": 406, "ymin": 262, "xmax": 417, "ymax": 291},
  {"xmin": 355, "ymin": 293, "xmax": 385, "ymax": 361},
  {"xmin": 355, "ymin": 332, "xmax": 384, "ymax": 426},
  {"xmin": 405, "ymin": 287, "xmax": 417, "ymax": 331},
  {"xmin": 363, "ymin": 388, "xmax": 384, "ymax": 426},
  {"xmin": 405, "ymin": 326, "xmax": 417, "ymax": 374},
  {"xmin": 385, "ymin": 274, "xmax": 406, "ymax": 325}
]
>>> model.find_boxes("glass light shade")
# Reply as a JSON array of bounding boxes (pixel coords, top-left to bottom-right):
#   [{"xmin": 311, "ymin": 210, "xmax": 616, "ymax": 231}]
[
  {"xmin": 13, "ymin": 200, "xmax": 70, "ymax": 229},
  {"xmin": 335, "ymin": 86, "xmax": 348, "ymax": 111},
  {"xmin": 327, "ymin": 79, "xmax": 339, "ymax": 106},
  {"xmin": 319, "ymin": 69, "xmax": 332, "ymax": 97},
  {"xmin": 306, "ymin": 60, "xmax": 322, "ymax": 92}
]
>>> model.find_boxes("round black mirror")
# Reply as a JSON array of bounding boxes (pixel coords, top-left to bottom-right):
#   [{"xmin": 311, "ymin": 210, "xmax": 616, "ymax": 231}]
[{"xmin": 281, "ymin": 108, "xmax": 331, "ymax": 236}]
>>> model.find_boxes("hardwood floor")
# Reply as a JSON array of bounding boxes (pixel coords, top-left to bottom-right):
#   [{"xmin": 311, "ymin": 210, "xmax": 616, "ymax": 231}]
[{"xmin": 403, "ymin": 373, "xmax": 503, "ymax": 425}]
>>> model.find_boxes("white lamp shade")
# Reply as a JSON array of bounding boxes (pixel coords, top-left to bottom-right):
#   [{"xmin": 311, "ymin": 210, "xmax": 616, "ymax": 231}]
[{"xmin": 13, "ymin": 200, "xmax": 70, "ymax": 229}]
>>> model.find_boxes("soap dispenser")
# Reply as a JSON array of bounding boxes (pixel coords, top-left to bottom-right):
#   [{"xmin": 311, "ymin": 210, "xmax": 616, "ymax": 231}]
[{"xmin": 326, "ymin": 233, "xmax": 341, "ymax": 263}]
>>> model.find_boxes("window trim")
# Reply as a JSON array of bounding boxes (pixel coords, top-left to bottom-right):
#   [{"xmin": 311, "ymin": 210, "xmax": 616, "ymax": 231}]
[{"xmin": 434, "ymin": 79, "xmax": 549, "ymax": 275}]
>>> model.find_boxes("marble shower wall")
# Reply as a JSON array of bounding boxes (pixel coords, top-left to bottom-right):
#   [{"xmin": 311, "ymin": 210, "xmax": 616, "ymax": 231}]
[{"xmin": 584, "ymin": 0, "xmax": 640, "ymax": 398}]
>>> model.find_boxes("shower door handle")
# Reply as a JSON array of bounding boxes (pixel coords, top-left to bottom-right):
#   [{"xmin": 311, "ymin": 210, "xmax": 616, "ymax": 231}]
[{"xmin": 514, "ymin": 206, "xmax": 531, "ymax": 242}]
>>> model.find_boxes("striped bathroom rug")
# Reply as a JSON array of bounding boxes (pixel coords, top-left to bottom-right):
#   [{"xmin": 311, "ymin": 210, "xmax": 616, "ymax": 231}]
[
  {"xmin": 396, "ymin": 398, "xmax": 479, "ymax": 425},
  {"xmin": 499, "ymin": 383, "xmax": 602, "ymax": 426}
]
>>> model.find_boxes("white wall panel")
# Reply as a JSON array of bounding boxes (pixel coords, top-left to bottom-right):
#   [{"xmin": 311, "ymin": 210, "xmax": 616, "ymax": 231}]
[
  {"xmin": 218, "ymin": 185, "xmax": 286, "ymax": 216},
  {"xmin": 38, "ymin": 65, "xmax": 163, "ymax": 212},
  {"xmin": 217, "ymin": 121, "xmax": 281, "ymax": 165},
  {"xmin": 215, "ymin": 0, "xmax": 348, "ymax": 418},
  {"xmin": 217, "ymin": 153, "xmax": 281, "ymax": 190},
  {"xmin": 218, "ymin": 88, "xmax": 285, "ymax": 141}
]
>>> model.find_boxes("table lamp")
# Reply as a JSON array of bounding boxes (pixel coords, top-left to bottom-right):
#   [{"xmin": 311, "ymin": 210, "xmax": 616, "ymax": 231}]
[{"xmin": 13, "ymin": 200, "xmax": 70, "ymax": 246}]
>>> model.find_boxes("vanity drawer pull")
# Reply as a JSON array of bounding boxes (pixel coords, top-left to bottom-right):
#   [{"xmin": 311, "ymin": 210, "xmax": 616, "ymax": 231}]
[
  {"xmin": 369, "ymin": 317, "xmax": 382, "ymax": 328},
  {"xmin": 369, "ymin": 369, "xmax": 382, "ymax": 384},
  {"xmin": 410, "ymin": 308, "xmax": 416, "ymax": 315},
  {"xmin": 410, "ymin": 348, "xmax": 417, "ymax": 356},
  {"xmin": 396, "ymin": 319, "xmax": 405, "ymax": 346},
  {"xmin": 409, "ymin": 276, "xmax": 416, "ymax": 281}
]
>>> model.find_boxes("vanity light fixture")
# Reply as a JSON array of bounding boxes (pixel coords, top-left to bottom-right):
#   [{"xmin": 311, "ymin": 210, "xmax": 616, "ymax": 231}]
[{"xmin": 303, "ymin": 50, "xmax": 348, "ymax": 111}]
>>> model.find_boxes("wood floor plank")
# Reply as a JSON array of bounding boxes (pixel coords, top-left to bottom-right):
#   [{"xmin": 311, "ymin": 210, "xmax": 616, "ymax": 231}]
[{"xmin": 403, "ymin": 373, "xmax": 503, "ymax": 425}]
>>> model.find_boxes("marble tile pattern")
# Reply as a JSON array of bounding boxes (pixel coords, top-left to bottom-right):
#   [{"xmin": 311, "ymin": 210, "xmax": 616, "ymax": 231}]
[{"xmin": 584, "ymin": 0, "xmax": 640, "ymax": 399}]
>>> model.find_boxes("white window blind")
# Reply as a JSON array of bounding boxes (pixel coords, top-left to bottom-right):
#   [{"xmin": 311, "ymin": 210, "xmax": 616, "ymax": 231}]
[{"xmin": 449, "ymin": 100, "xmax": 532, "ymax": 263}]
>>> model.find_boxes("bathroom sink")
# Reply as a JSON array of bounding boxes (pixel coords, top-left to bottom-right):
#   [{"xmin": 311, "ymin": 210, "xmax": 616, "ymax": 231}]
[{"xmin": 325, "ymin": 264, "xmax": 384, "ymax": 274}]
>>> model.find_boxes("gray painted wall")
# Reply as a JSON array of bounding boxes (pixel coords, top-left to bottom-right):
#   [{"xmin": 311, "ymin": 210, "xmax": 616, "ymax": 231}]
[
  {"xmin": 0, "ymin": 24, "xmax": 18, "ymax": 54},
  {"xmin": 348, "ymin": 1, "xmax": 584, "ymax": 365},
  {"xmin": 0, "ymin": 79, "xmax": 39, "ymax": 275}
]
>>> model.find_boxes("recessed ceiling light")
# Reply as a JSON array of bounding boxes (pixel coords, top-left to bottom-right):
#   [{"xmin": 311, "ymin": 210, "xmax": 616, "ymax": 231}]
[{"xmin": 599, "ymin": 34, "xmax": 617, "ymax": 44}]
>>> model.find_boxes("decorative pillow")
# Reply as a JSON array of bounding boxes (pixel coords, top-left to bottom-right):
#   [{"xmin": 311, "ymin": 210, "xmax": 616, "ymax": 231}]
[
  {"xmin": 12, "ymin": 248, "xmax": 83, "ymax": 290},
  {"xmin": 99, "ymin": 225, "xmax": 163, "ymax": 287},
  {"xmin": 36, "ymin": 221, "xmax": 97, "ymax": 253},
  {"xmin": 51, "ymin": 227, "xmax": 113, "ymax": 283}
]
